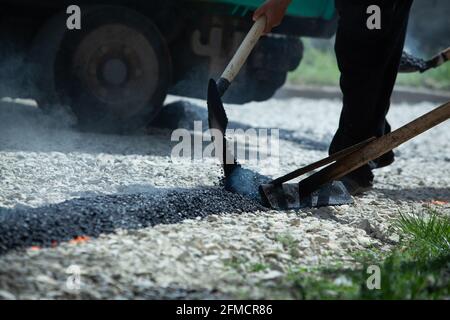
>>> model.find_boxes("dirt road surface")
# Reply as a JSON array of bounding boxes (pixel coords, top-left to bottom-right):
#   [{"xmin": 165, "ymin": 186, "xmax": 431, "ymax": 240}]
[{"xmin": 0, "ymin": 95, "xmax": 448, "ymax": 299}]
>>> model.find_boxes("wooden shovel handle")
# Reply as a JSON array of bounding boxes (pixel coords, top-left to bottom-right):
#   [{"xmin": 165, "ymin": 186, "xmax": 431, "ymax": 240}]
[
  {"xmin": 442, "ymin": 47, "xmax": 450, "ymax": 61},
  {"xmin": 298, "ymin": 100, "xmax": 450, "ymax": 197},
  {"xmin": 428, "ymin": 47, "xmax": 450, "ymax": 69},
  {"xmin": 270, "ymin": 136, "xmax": 376, "ymax": 185},
  {"xmin": 220, "ymin": 16, "xmax": 266, "ymax": 83}
]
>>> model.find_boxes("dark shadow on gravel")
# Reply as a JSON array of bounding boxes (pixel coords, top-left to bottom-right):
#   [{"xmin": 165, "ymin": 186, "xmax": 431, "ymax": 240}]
[
  {"xmin": 0, "ymin": 100, "xmax": 173, "ymax": 156},
  {"xmin": 1, "ymin": 276, "xmax": 230, "ymax": 299},
  {"xmin": 309, "ymin": 207, "xmax": 350, "ymax": 225},
  {"xmin": 83, "ymin": 287, "xmax": 231, "ymax": 300},
  {"xmin": 0, "ymin": 187, "xmax": 267, "ymax": 255},
  {"xmin": 153, "ymin": 100, "xmax": 330, "ymax": 151},
  {"xmin": 0, "ymin": 99, "xmax": 328, "ymax": 155},
  {"xmin": 374, "ymin": 187, "xmax": 450, "ymax": 202}
]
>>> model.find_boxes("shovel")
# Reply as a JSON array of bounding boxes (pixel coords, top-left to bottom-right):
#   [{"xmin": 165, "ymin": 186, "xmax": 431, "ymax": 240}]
[
  {"xmin": 207, "ymin": 16, "xmax": 267, "ymax": 177},
  {"xmin": 399, "ymin": 47, "xmax": 450, "ymax": 73},
  {"xmin": 206, "ymin": 17, "xmax": 354, "ymax": 208}
]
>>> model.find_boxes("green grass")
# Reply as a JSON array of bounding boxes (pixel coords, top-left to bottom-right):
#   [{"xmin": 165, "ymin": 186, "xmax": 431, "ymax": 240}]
[
  {"xmin": 288, "ymin": 40, "xmax": 340, "ymax": 87},
  {"xmin": 276, "ymin": 233, "xmax": 302, "ymax": 258},
  {"xmin": 396, "ymin": 65, "xmax": 450, "ymax": 91},
  {"xmin": 276, "ymin": 233, "xmax": 298, "ymax": 250},
  {"xmin": 224, "ymin": 256, "xmax": 249, "ymax": 271},
  {"xmin": 288, "ymin": 39, "xmax": 450, "ymax": 91},
  {"xmin": 249, "ymin": 263, "xmax": 269, "ymax": 273},
  {"xmin": 396, "ymin": 210, "xmax": 450, "ymax": 256},
  {"xmin": 272, "ymin": 208, "xmax": 450, "ymax": 299}
]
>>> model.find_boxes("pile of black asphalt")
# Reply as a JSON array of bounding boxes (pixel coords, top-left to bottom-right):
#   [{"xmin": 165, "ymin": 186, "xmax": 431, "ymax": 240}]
[{"xmin": 0, "ymin": 187, "xmax": 266, "ymax": 255}]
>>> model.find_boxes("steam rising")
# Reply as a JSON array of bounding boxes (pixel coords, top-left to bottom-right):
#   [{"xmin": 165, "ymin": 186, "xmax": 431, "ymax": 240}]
[{"xmin": 405, "ymin": 0, "xmax": 450, "ymax": 56}]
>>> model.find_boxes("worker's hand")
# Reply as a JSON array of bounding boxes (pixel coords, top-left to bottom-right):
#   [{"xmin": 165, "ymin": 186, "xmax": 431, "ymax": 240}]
[{"xmin": 253, "ymin": 0, "xmax": 292, "ymax": 34}]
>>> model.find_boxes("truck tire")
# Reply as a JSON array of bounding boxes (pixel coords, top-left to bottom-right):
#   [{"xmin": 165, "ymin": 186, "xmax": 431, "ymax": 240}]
[
  {"xmin": 222, "ymin": 36, "xmax": 303, "ymax": 104},
  {"xmin": 223, "ymin": 69, "xmax": 287, "ymax": 103},
  {"xmin": 29, "ymin": 6, "xmax": 171, "ymax": 133}
]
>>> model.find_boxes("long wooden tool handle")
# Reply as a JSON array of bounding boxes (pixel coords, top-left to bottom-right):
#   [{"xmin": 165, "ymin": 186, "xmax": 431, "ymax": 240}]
[
  {"xmin": 426, "ymin": 47, "xmax": 450, "ymax": 70},
  {"xmin": 220, "ymin": 16, "xmax": 266, "ymax": 83},
  {"xmin": 271, "ymin": 137, "xmax": 376, "ymax": 185},
  {"xmin": 298, "ymin": 101, "xmax": 450, "ymax": 197}
]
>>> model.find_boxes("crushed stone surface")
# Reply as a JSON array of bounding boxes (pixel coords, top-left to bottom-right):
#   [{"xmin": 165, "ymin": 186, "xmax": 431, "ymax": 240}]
[{"xmin": 0, "ymin": 95, "xmax": 449, "ymax": 299}]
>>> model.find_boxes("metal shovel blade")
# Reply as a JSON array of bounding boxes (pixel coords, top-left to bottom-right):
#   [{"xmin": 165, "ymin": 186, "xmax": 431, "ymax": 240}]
[
  {"xmin": 259, "ymin": 181, "xmax": 353, "ymax": 210},
  {"xmin": 207, "ymin": 79, "xmax": 238, "ymax": 177},
  {"xmin": 207, "ymin": 79, "xmax": 228, "ymax": 133}
]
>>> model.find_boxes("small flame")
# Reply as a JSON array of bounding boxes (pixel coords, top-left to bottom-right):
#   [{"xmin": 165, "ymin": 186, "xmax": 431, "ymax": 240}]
[
  {"xmin": 431, "ymin": 200, "xmax": 448, "ymax": 206},
  {"xmin": 69, "ymin": 236, "xmax": 90, "ymax": 244}
]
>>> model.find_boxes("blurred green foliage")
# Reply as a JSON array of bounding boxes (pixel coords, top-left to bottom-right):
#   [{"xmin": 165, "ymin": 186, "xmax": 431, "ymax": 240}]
[{"xmin": 289, "ymin": 39, "xmax": 450, "ymax": 91}]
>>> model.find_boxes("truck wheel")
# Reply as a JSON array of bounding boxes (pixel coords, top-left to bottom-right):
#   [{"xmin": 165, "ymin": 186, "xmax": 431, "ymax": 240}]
[
  {"xmin": 222, "ymin": 37, "xmax": 302, "ymax": 104},
  {"xmin": 224, "ymin": 69, "xmax": 287, "ymax": 104},
  {"xmin": 30, "ymin": 6, "xmax": 171, "ymax": 132}
]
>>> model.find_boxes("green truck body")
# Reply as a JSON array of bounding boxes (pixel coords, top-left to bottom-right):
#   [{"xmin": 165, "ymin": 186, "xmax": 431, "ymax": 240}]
[
  {"xmin": 205, "ymin": 0, "xmax": 335, "ymax": 19},
  {"xmin": 0, "ymin": 0, "xmax": 337, "ymax": 131}
]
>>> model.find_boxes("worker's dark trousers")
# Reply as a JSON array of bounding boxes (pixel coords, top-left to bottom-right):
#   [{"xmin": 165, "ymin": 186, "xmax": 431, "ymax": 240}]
[{"xmin": 330, "ymin": 0, "xmax": 413, "ymax": 178}]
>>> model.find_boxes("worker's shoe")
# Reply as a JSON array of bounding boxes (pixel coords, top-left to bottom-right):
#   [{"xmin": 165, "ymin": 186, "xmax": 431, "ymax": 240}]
[
  {"xmin": 370, "ymin": 150, "xmax": 395, "ymax": 170},
  {"xmin": 340, "ymin": 166, "xmax": 374, "ymax": 196}
]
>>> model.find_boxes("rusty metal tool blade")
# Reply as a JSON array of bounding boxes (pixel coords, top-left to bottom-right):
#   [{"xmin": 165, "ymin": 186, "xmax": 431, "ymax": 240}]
[
  {"xmin": 260, "ymin": 181, "xmax": 352, "ymax": 210},
  {"xmin": 258, "ymin": 138, "xmax": 375, "ymax": 209},
  {"xmin": 297, "ymin": 100, "xmax": 450, "ymax": 198}
]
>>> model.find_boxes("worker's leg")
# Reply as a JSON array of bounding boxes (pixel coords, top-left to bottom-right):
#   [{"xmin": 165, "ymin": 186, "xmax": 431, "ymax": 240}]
[
  {"xmin": 370, "ymin": 1, "xmax": 413, "ymax": 169},
  {"xmin": 330, "ymin": 0, "xmax": 413, "ymax": 191}
]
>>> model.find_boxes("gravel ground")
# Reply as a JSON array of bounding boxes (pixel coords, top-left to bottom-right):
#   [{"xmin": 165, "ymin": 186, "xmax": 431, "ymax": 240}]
[{"xmin": 0, "ymin": 95, "xmax": 449, "ymax": 299}]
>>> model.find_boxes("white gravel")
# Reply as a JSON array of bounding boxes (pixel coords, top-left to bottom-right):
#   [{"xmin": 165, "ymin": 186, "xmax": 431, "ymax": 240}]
[{"xmin": 0, "ymin": 95, "xmax": 449, "ymax": 299}]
